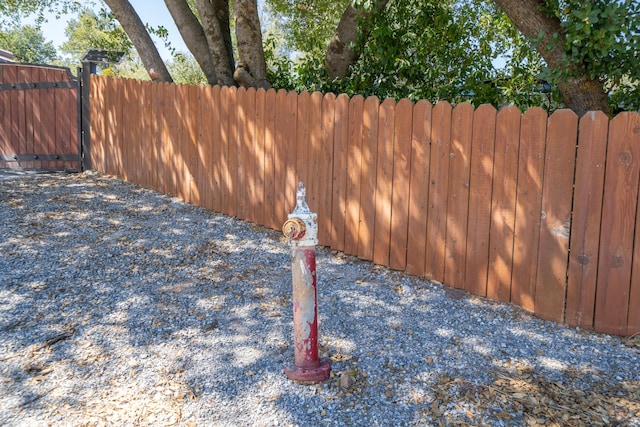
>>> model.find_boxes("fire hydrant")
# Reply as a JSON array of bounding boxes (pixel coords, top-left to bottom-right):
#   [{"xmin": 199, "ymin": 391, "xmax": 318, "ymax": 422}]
[{"xmin": 282, "ymin": 182, "xmax": 331, "ymax": 384}]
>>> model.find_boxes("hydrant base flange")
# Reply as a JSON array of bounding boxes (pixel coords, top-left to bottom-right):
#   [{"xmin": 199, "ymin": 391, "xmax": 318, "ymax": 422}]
[{"xmin": 284, "ymin": 360, "xmax": 331, "ymax": 384}]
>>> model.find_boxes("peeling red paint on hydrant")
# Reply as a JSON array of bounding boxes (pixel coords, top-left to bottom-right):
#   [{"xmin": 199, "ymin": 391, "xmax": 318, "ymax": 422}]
[{"xmin": 282, "ymin": 182, "xmax": 331, "ymax": 384}]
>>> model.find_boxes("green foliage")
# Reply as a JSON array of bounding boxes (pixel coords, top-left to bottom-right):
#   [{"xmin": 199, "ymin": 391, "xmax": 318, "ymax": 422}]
[
  {"xmin": 107, "ymin": 52, "xmax": 149, "ymax": 80},
  {"xmin": 58, "ymin": 8, "xmax": 133, "ymax": 69},
  {"xmin": 0, "ymin": 25, "xmax": 57, "ymax": 63},
  {"xmin": 344, "ymin": 0, "xmax": 497, "ymax": 104},
  {"xmin": 265, "ymin": 0, "xmax": 348, "ymax": 56},
  {"xmin": 539, "ymin": 0, "xmax": 640, "ymax": 111},
  {"xmin": 263, "ymin": 35, "xmax": 296, "ymax": 91},
  {"xmin": 0, "ymin": 1, "xmax": 87, "ymax": 28},
  {"xmin": 167, "ymin": 53, "xmax": 207, "ymax": 85},
  {"xmin": 264, "ymin": 0, "xmax": 559, "ymax": 111}
]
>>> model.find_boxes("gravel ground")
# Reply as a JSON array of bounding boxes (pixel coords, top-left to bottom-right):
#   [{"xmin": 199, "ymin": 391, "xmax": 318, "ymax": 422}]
[{"xmin": 0, "ymin": 171, "xmax": 638, "ymax": 427}]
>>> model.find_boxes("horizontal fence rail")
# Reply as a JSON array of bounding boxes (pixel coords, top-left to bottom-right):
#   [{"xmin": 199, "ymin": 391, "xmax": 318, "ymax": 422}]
[
  {"xmin": 0, "ymin": 64, "xmax": 79, "ymax": 170},
  {"xmin": 89, "ymin": 75, "xmax": 640, "ymax": 336}
]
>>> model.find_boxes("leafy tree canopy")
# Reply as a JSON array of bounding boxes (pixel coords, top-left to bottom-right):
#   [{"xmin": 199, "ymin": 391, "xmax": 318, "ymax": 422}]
[
  {"xmin": 264, "ymin": 0, "xmax": 557, "ymax": 109},
  {"xmin": 541, "ymin": 0, "xmax": 640, "ymax": 111},
  {"xmin": 58, "ymin": 8, "xmax": 133, "ymax": 69},
  {"xmin": 0, "ymin": 25, "xmax": 57, "ymax": 63},
  {"xmin": 3, "ymin": 0, "xmax": 638, "ymax": 113}
]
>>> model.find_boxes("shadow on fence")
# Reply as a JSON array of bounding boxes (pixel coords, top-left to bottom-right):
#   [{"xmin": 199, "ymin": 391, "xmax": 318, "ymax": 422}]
[{"xmin": 89, "ymin": 75, "xmax": 640, "ymax": 336}]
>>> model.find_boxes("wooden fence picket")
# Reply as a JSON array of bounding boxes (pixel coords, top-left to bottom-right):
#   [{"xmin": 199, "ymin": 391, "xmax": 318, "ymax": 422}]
[
  {"xmin": 373, "ymin": 98, "xmax": 395, "ymax": 266},
  {"xmin": 227, "ymin": 86, "xmax": 239, "ymax": 217},
  {"xmin": 247, "ymin": 87, "xmax": 258, "ymax": 221},
  {"xmin": 41, "ymin": 68, "xmax": 56, "ymax": 170},
  {"xmin": 262, "ymin": 89, "xmax": 277, "ymax": 229},
  {"xmin": 595, "ymin": 113, "xmax": 640, "ymax": 335},
  {"xmin": 344, "ymin": 95, "xmax": 364, "ymax": 256},
  {"xmin": 331, "ymin": 93, "xmax": 350, "ymax": 251},
  {"xmin": 285, "ymin": 91, "xmax": 298, "ymax": 217},
  {"xmin": 198, "ymin": 85, "xmax": 211, "ymax": 211},
  {"xmin": 318, "ymin": 93, "xmax": 336, "ymax": 247},
  {"xmin": 445, "ymin": 103, "xmax": 473, "ymax": 289},
  {"xmin": 90, "ymin": 75, "xmax": 103, "ymax": 173},
  {"xmin": 565, "ymin": 112, "xmax": 608, "ymax": 329},
  {"xmin": 14, "ymin": 67, "xmax": 27, "ymax": 168},
  {"xmin": 425, "ymin": 102, "xmax": 452, "ymax": 283},
  {"xmin": 465, "ymin": 104, "xmax": 497, "ymax": 297},
  {"xmin": 388, "ymin": 98, "xmax": 413, "ymax": 271},
  {"xmin": 0, "ymin": 67, "xmax": 8, "ymax": 169},
  {"xmin": 487, "ymin": 106, "xmax": 521, "ymax": 303},
  {"xmin": 152, "ymin": 80, "xmax": 160, "ymax": 191},
  {"xmin": 274, "ymin": 89, "xmax": 288, "ymax": 226},
  {"xmin": 295, "ymin": 92, "xmax": 311, "ymax": 205},
  {"xmin": 23, "ymin": 68, "xmax": 36, "ymax": 169},
  {"xmin": 511, "ymin": 108, "xmax": 547, "ymax": 312},
  {"xmin": 630, "ymin": 108, "xmax": 640, "ymax": 334},
  {"xmin": 358, "ymin": 96, "xmax": 380, "ymax": 261},
  {"xmin": 187, "ymin": 86, "xmax": 199, "ymax": 205},
  {"xmin": 534, "ymin": 109, "xmax": 578, "ymax": 322},
  {"xmin": 236, "ymin": 87, "xmax": 249, "ymax": 220},
  {"xmin": 406, "ymin": 100, "xmax": 432, "ymax": 277}
]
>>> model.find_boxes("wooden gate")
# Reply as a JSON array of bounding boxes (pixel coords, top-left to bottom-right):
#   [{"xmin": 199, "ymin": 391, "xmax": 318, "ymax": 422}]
[{"xmin": 0, "ymin": 63, "xmax": 80, "ymax": 171}]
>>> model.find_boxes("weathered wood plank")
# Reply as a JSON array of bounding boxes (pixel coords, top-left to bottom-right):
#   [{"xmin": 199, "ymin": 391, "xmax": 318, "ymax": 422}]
[
  {"xmin": 227, "ymin": 86, "xmax": 239, "ymax": 216},
  {"xmin": 389, "ymin": 98, "xmax": 413, "ymax": 271},
  {"xmin": 0, "ymin": 67, "xmax": 9, "ymax": 168},
  {"xmin": 464, "ymin": 104, "xmax": 496, "ymax": 297},
  {"xmin": 295, "ymin": 92, "xmax": 311, "ymax": 199},
  {"xmin": 244, "ymin": 87, "xmax": 257, "ymax": 222},
  {"xmin": 318, "ymin": 93, "xmax": 336, "ymax": 247},
  {"xmin": 595, "ymin": 112, "xmax": 640, "ymax": 335},
  {"xmin": 534, "ymin": 109, "xmax": 578, "ymax": 322},
  {"xmin": 357, "ymin": 96, "xmax": 379, "ymax": 261},
  {"xmin": 285, "ymin": 91, "xmax": 298, "ymax": 216},
  {"xmin": 187, "ymin": 85, "xmax": 199, "ymax": 205},
  {"xmin": 331, "ymin": 93, "xmax": 350, "ymax": 251},
  {"xmin": 23, "ymin": 67, "xmax": 36, "ymax": 168},
  {"xmin": 487, "ymin": 106, "xmax": 521, "ymax": 303},
  {"xmin": 373, "ymin": 98, "xmax": 395, "ymax": 266},
  {"xmin": 210, "ymin": 85, "xmax": 222, "ymax": 213},
  {"xmin": 274, "ymin": 89, "xmax": 288, "ymax": 226},
  {"xmin": 236, "ymin": 87, "xmax": 249, "ymax": 220},
  {"xmin": 307, "ymin": 92, "xmax": 324, "ymax": 234},
  {"xmin": 511, "ymin": 107, "xmax": 547, "ymax": 312},
  {"xmin": 263, "ymin": 88, "xmax": 277, "ymax": 229},
  {"xmin": 425, "ymin": 102, "xmax": 452, "ymax": 283},
  {"xmin": 344, "ymin": 95, "xmax": 364, "ymax": 256},
  {"xmin": 253, "ymin": 88, "xmax": 266, "ymax": 225},
  {"xmin": 445, "ymin": 103, "xmax": 473, "ymax": 288},
  {"xmin": 197, "ymin": 85, "xmax": 210, "ymax": 210},
  {"xmin": 406, "ymin": 100, "xmax": 432, "ymax": 277}
]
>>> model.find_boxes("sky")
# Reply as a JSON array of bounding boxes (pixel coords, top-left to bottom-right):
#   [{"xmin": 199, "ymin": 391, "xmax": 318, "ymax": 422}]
[{"xmin": 33, "ymin": 0, "xmax": 189, "ymax": 61}]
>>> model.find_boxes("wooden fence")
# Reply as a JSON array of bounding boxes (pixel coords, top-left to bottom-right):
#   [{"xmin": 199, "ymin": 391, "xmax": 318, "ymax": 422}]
[
  {"xmin": 0, "ymin": 63, "xmax": 79, "ymax": 170},
  {"xmin": 89, "ymin": 75, "xmax": 640, "ymax": 336}
]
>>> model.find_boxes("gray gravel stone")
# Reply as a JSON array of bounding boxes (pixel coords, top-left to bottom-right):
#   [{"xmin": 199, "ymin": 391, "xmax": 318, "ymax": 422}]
[{"xmin": 0, "ymin": 171, "xmax": 638, "ymax": 426}]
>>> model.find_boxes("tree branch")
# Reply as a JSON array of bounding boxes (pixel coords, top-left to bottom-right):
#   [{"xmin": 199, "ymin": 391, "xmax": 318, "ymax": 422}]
[
  {"xmin": 103, "ymin": 0, "xmax": 173, "ymax": 82},
  {"xmin": 164, "ymin": 0, "xmax": 219, "ymax": 85},
  {"xmin": 325, "ymin": 0, "xmax": 389, "ymax": 81}
]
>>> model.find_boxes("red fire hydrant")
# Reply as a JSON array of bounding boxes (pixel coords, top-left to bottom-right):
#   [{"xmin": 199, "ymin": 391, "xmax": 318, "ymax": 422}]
[{"xmin": 282, "ymin": 182, "xmax": 331, "ymax": 384}]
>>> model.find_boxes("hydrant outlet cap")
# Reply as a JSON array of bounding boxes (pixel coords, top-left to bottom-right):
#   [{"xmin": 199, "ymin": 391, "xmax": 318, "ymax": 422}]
[{"xmin": 283, "ymin": 218, "xmax": 306, "ymax": 240}]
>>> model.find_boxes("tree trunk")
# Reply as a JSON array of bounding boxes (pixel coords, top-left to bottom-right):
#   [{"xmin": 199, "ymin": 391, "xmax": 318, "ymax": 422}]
[
  {"xmin": 231, "ymin": 0, "xmax": 270, "ymax": 89},
  {"xmin": 194, "ymin": 0, "xmax": 235, "ymax": 85},
  {"xmin": 491, "ymin": 0, "xmax": 610, "ymax": 116},
  {"xmin": 325, "ymin": 0, "xmax": 389, "ymax": 81},
  {"xmin": 103, "ymin": 0, "xmax": 173, "ymax": 82},
  {"xmin": 164, "ymin": 0, "xmax": 219, "ymax": 85},
  {"xmin": 557, "ymin": 77, "xmax": 611, "ymax": 118},
  {"xmin": 213, "ymin": 0, "xmax": 235, "ymax": 74}
]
